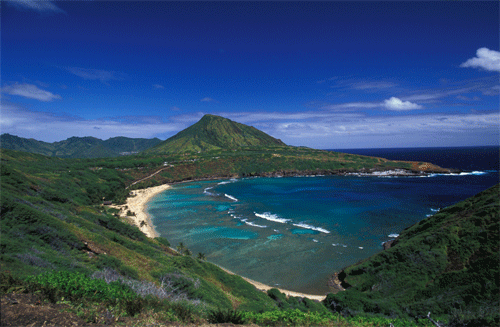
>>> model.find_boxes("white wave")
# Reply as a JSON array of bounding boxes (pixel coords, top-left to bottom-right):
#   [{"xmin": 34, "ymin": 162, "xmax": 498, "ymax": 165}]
[
  {"xmin": 332, "ymin": 243, "xmax": 347, "ymax": 247},
  {"xmin": 224, "ymin": 194, "xmax": 238, "ymax": 202},
  {"xmin": 423, "ymin": 171, "xmax": 488, "ymax": 178},
  {"xmin": 292, "ymin": 222, "xmax": 330, "ymax": 234},
  {"xmin": 359, "ymin": 247, "xmax": 363, "ymax": 249},
  {"xmin": 313, "ymin": 239, "xmax": 318, "ymax": 243},
  {"xmin": 244, "ymin": 221, "xmax": 268, "ymax": 228},
  {"xmin": 430, "ymin": 208, "xmax": 440, "ymax": 212},
  {"xmin": 218, "ymin": 178, "xmax": 239, "ymax": 185},
  {"xmin": 254, "ymin": 212, "xmax": 291, "ymax": 224},
  {"xmin": 203, "ymin": 187, "xmax": 217, "ymax": 196},
  {"xmin": 388, "ymin": 233, "xmax": 399, "ymax": 238}
]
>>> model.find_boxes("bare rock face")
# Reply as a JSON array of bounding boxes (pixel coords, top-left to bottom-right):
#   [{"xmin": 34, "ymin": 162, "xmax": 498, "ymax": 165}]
[
  {"xmin": 82, "ymin": 241, "xmax": 107, "ymax": 257},
  {"xmin": 327, "ymin": 272, "xmax": 346, "ymax": 293},
  {"xmin": 382, "ymin": 239, "xmax": 396, "ymax": 250}
]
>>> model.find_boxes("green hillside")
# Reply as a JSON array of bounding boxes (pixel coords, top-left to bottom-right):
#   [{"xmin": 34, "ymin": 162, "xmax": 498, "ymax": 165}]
[
  {"xmin": 324, "ymin": 184, "xmax": 499, "ymax": 325},
  {"xmin": 0, "ymin": 148, "xmax": 443, "ymax": 326},
  {"xmin": 0, "ymin": 133, "xmax": 161, "ymax": 158},
  {"xmin": 147, "ymin": 114, "xmax": 286, "ymax": 154},
  {"xmin": 2, "ymin": 115, "xmax": 494, "ymax": 326},
  {"xmin": 1, "ymin": 146, "xmax": 497, "ymax": 325},
  {"xmin": 0, "ymin": 149, "xmax": 277, "ymax": 319}
]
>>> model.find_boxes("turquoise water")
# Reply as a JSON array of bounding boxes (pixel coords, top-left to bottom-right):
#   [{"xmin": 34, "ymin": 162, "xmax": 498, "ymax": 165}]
[{"xmin": 147, "ymin": 168, "xmax": 498, "ymax": 294}]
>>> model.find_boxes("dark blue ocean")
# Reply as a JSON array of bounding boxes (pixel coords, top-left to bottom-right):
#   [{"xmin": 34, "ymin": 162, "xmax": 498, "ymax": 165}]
[{"xmin": 148, "ymin": 146, "xmax": 499, "ymax": 294}]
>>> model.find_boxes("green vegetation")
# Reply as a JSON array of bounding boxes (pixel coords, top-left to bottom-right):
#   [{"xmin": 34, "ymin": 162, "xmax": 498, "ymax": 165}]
[
  {"xmin": 241, "ymin": 309, "xmax": 434, "ymax": 327},
  {"xmin": 324, "ymin": 184, "xmax": 499, "ymax": 325},
  {"xmin": 0, "ymin": 133, "xmax": 161, "ymax": 158},
  {"xmin": 1, "ymin": 114, "xmax": 496, "ymax": 326},
  {"xmin": 147, "ymin": 114, "xmax": 286, "ymax": 154}
]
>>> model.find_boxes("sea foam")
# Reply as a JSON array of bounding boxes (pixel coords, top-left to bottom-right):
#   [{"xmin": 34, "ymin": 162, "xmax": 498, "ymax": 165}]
[
  {"xmin": 254, "ymin": 212, "xmax": 291, "ymax": 224},
  {"xmin": 203, "ymin": 187, "xmax": 217, "ymax": 196},
  {"xmin": 424, "ymin": 171, "xmax": 488, "ymax": 178},
  {"xmin": 292, "ymin": 222, "xmax": 330, "ymax": 234},
  {"xmin": 218, "ymin": 178, "xmax": 238, "ymax": 185},
  {"xmin": 243, "ymin": 220, "xmax": 268, "ymax": 228},
  {"xmin": 224, "ymin": 194, "xmax": 238, "ymax": 202}
]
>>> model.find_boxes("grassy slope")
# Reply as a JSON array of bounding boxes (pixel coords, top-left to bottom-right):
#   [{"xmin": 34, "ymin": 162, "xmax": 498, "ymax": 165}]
[
  {"xmin": 1, "ymin": 147, "xmax": 497, "ymax": 325},
  {"xmin": 147, "ymin": 114, "xmax": 286, "ymax": 154},
  {"xmin": 0, "ymin": 149, "xmax": 276, "ymax": 313},
  {"xmin": 324, "ymin": 184, "xmax": 499, "ymax": 322}
]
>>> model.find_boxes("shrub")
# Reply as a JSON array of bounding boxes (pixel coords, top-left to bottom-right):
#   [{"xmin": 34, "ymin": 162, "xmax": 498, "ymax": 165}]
[
  {"xmin": 207, "ymin": 308, "xmax": 245, "ymax": 324},
  {"xmin": 25, "ymin": 270, "xmax": 137, "ymax": 305},
  {"xmin": 94, "ymin": 255, "xmax": 139, "ymax": 280}
]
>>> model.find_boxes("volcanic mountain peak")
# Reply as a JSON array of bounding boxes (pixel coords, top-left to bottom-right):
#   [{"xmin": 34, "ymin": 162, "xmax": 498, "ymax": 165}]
[{"xmin": 149, "ymin": 114, "xmax": 286, "ymax": 153}]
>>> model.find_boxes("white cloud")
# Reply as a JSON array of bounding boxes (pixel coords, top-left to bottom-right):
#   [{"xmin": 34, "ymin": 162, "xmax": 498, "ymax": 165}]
[
  {"xmin": 2, "ymin": 83, "xmax": 62, "ymax": 102},
  {"xmin": 153, "ymin": 84, "xmax": 164, "ymax": 89},
  {"xmin": 270, "ymin": 112, "xmax": 499, "ymax": 148},
  {"xmin": 402, "ymin": 87, "xmax": 476, "ymax": 102},
  {"xmin": 481, "ymin": 85, "xmax": 500, "ymax": 96},
  {"xmin": 201, "ymin": 97, "xmax": 217, "ymax": 102},
  {"xmin": 320, "ymin": 98, "xmax": 422, "ymax": 112},
  {"xmin": 456, "ymin": 95, "xmax": 481, "ymax": 101},
  {"xmin": 0, "ymin": 103, "xmax": 185, "ymax": 142},
  {"xmin": 5, "ymin": 0, "xmax": 65, "ymax": 13},
  {"xmin": 322, "ymin": 102, "xmax": 380, "ymax": 111},
  {"xmin": 222, "ymin": 112, "xmax": 363, "ymax": 126},
  {"xmin": 383, "ymin": 97, "xmax": 423, "ymax": 111},
  {"xmin": 350, "ymin": 81, "xmax": 397, "ymax": 90},
  {"xmin": 65, "ymin": 67, "xmax": 125, "ymax": 84},
  {"xmin": 460, "ymin": 48, "xmax": 500, "ymax": 72}
]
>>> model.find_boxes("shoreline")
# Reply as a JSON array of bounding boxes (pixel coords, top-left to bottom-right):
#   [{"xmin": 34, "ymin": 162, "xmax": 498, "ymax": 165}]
[
  {"xmin": 109, "ymin": 182, "xmax": 327, "ymax": 301},
  {"xmin": 108, "ymin": 184, "xmax": 171, "ymax": 238},
  {"xmin": 216, "ymin": 265, "xmax": 326, "ymax": 301}
]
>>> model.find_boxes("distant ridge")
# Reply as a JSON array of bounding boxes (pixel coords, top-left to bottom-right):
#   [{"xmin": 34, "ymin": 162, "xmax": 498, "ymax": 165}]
[
  {"xmin": 147, "ymin": 114, "xmax": 286, "ymax": 154},
  {"xmin": 0, "ymin": 133, "xmax": 161, "ymax": 158}
]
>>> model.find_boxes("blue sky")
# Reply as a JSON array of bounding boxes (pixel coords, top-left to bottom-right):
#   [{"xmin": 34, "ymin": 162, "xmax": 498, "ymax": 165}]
[{"xmin": 2, "ymin": 0, "xmax": 499, "ymax": 149}]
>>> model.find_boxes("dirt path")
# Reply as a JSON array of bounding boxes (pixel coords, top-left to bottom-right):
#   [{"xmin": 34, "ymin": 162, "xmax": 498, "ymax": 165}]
[{"xmin": 126, "ymin": 165, "xmax": 173, "ymax": 189}]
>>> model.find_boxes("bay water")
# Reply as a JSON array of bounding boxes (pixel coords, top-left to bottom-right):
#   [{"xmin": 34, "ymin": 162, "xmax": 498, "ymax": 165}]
[{"xmin": 148, "ymin": 146, "xmax": 498, "ymax": 294}]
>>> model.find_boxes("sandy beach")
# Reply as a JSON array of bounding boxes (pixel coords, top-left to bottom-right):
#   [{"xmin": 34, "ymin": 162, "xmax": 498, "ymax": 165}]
[
  {"xmin": 108, "ymin": 183, "xmax": 327, "ymax": 301},
  {"xmin": 108, "ymin": 184, "xmax": 171, "ymax": 238},
  {"xmin": 217, "ymin": 265, "xmax": 326, "ymax": 301}
]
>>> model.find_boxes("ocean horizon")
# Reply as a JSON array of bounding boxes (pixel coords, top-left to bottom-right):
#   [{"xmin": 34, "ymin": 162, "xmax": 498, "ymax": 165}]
[{"xmin": 148, "ymin": 146, "xmax": 499, "ymax": 294}]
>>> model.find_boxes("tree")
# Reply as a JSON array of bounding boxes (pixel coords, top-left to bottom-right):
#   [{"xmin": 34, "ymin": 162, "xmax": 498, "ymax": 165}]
[
  {"xmin": 176, "ymin": 242, "xmax": 186, "ymax": 254},
  {"xmin": 197, "ymin": 252, "xmax": 206, "ymax": 261}
]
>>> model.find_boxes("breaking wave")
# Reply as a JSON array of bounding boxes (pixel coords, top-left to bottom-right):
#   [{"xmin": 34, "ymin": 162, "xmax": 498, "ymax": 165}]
[
  {"xmin": 242, "ymin": 220, "xmax": 268, "ymax": 228},
  {"xmin": 203, "ymin": 186, "xmax": 217, "ymax": 196},
  {"xmin": 224, "ymin": 194, "xmax": 238, "ymax": 202},
  {"xmin": 424, "ymin": 171, "xmax": 488, "ymax": 178},
  {"xmin": 292, "ymin": 222, "xmax": 330, "ymax": 234},
  {"xmin": 254, "ymin": 212, "xmax": 291, "ymax": 224}
]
